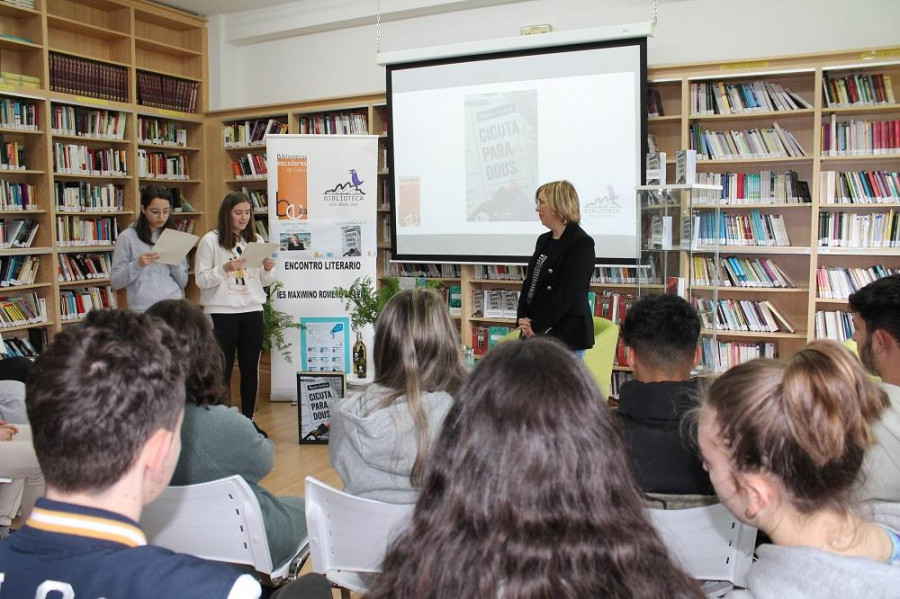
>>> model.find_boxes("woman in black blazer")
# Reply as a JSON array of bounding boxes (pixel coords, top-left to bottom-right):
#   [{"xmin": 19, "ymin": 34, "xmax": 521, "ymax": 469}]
[{"xmin": 517, "ymin": 180, "xmax": 596, "ymax": 354}]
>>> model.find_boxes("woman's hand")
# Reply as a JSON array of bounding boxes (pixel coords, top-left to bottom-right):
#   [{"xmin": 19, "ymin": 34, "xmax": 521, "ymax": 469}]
[
  {"xmin": 223, "ymin": 258, "xmax": 246, "ymax": 273},
  {"xmin": 262, "ymin": 257, "xmax": 275, "ymax": 272},
  {"xmin": 138, "ymin": 252, "xmax": 160, "ymax": 267},
  {"xmin": 518, "ymin": 317, "xmax": 535, "ymax": 338}
]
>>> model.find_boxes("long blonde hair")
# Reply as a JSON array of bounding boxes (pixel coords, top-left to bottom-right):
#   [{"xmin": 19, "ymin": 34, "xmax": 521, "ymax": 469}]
[{"xmin": 373, "ymin": 288, "xmax": 465, "ymax": 486}]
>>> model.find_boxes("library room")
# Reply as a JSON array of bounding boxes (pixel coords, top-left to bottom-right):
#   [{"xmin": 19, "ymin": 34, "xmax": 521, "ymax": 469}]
[{"xmin": 0, "ymin": 0, "xmax": 899, "ymax": 597}]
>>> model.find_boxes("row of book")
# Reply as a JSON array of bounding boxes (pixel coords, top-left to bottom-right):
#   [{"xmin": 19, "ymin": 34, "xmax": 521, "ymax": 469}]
[
  {"xmin": 0, "ymin": 255, "xmax": 38, "ymax": 287},
  {"xmin": 0, "ymin": 181, "xmax": 36, "ymax": 211},
  {"xmin": 700, "ymin": 339, "xmax": 777, "ymax": 373},
  {"xmin": 819, "ymin": 170, "xmax": 900, "ymax": 205},
  {"xmin": 137, "ymin": 71, "xmax": 199, "ymax": 114},
  {"xmin": 50, "ymin": 106, "xmax": 127, "ymax": 140},
  {"xmin": 170, "ymin": 217, "xmax": 196, "ymax": 234},
  {"xmin": 468, "ymin": 264, "xmax": 659, "ymax": 286},
  {"xmin": 54, "ymin": 181, "xmax": 124, "ymax": 213},
  {"xmin": 385, "ymin": 261, "xmax": 461, "ymax": 279},
  {"xmin": 49, "ymin": 53, "xmax": 128, "ymax": 103},
  {"xmin": 823, "ymin": 72, "xmax": 896, "ymax": 108},
  {"xmin": 689, "ymin": 211, "xmax": 792, "ymax": 247},
  {"xmin": 0, "ymin": 218, "xmax": 38, "ymax": 249},
  {"xmin": 0, "ymin": 138, "xmax": 27, "ymax": 170},
  {"xmin": 692, "ymin": 256, "xmax": 797, "ymax": 288},
  {"xmin": 137, "ymin": 150, "xmax": 189, "ymax": 180},
  {"xmin": 55, "ymin": 216, "xmax": 119, "ymax": 247},
  {"xmin": 298, "ymin": 113, "xmax": 369, "ymax": 135},
  {"xmin": 815, "ymin": 264, "xmax": 898, "ymax": 300},
  {"xmin": 690, "ymin": 80, "xmax": 811, "ymax": 116},
  {"xmin": 690, "ymin": 122, "xmax": 806, "ymax": 160},
  {"xmin": 821, "ymin": 117, "xmax": 900, "ymax": 156},
  {"xmin": 242, "ymin": 187, "xmax": 269, "ymax": 211},
  {"xmin": 471, "ymin": 325, "xmax": 513, "ymax": 356},
  {"xmin": 817, "ymin": 210, "xmax": 900, "ymax": 248},
  {"xmin": 0, "ymin": 98, "xmax": 38, "ymax": 130},
  {"xmin": 815, "ymin": 310, "xmax": 854, "ymax": 343},
  {"xmin": 255, "ymin": 220, "xmax": 268, "ymax": 241},
  {"xmin": 471, "ymin": 289, "xmax": 520, "ymax": 320},
  {"xmin": 0, "ymin": 1, "xmax": 35, "ymax": 10},
  {"xmin": 57, "ymin": 252, "xmax": 112, "ymax": 283},
  {"xmin": 472, "ymin": 264, "xmax": 525, "ymax": 280},
  {"xmin": 53, "ymin": 144, "xmax": 127, "ymax": 176},
  {"xmin": 0, "ymin": 334, "xmax": 40, "ymax": 359},
  {"xmin": 593, "ymin": 291, "xmax": 636, "ymax": 367},
  {"xmin": 694, "ymin": 297, "xmax": 796, "ymax": 333},
  {"xmin": 0, "ymin": 292, "xmax": 47, "ymax": 329},
  {"xmin": 693, "ymin": 171, "xmax": 810, "ymax": 205},
  {"xmin": 138, "ymin": 116, "xmax": 188, "ymax": 148},
  {"xmin": 59, "ymin": 286, "xmax": 117, "ymax": 321},
  {"xmin": 646, "ymin": 88, "xmax": 665, "ymax": 117},
  {"xmin": 231, "ymin": 153, "xmax": 267, "ymax": 179},
  {"xmin": 224, "ymin": 119, "xmax": 287, "ymax": 147},
  {"xmin": 0, "ymin": 71, "xmax": 39, "ymax": 90}
]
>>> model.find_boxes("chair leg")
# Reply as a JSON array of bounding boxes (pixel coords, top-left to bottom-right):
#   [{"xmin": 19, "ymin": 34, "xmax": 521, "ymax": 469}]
[{"xmin": 340, "ymin": 588, "xmax": 351, "ymax": 599}]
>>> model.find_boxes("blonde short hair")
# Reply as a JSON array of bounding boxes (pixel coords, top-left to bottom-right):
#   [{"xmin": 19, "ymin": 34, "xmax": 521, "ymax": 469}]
[{"xmin": 536, "ymin": 180, "xmax": 580, "ymax": 225}]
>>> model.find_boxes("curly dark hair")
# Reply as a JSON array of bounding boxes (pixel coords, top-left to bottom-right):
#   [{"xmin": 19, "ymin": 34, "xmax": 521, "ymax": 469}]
[
  {"xmin": 848, "ymin": 273, "xmax": 900, "ymax": 346},
  {"xmin": 368, "ymin": 337, "xmax": 703, "ymax": 599},
  {"xmin": 146, "ymin": 299, "xmax": 228, "ymax": 408}
]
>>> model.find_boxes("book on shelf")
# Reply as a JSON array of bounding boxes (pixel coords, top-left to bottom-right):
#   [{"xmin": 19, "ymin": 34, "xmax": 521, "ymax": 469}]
[
  {"xmin": 55, "ymin": 181, "xmax": 124, "ymax": 213},
  {"xmin": 820, "ymin": 170, "xmax": 900, "ymax": 205},
  {"xmin": 0, "ymin": 97, "xmax": 38, "ymax": 130},
  {"xmin": 0, "ymin": 218, "xmax": 38, "ymax": 249},
  {"xmin": 0, "ymin": 72, "xmax": 40, "ymax": 90},
  {"xmin": 690, "ymin": 80, "xmax": 811, "ymax": 116},
  {"xmin": 647, "ymin": 87, "xmax": 665, "ymax": 117},
  {"xmin": 137, "ymin": 149, "xmax": 189, "ymax": 180},
  {"xmin": 0, "ymin": 291, "xmax": 46, "ymax": 328},
  {"xmin": 59, "ymin": 286, "xmax": 117, "ymax": 321},
  {"xmin": 821, "ymin": 116, "xmax": 900, "ymax": 157},
  {"xmin": 501, "ymin": 290, "xmax": 519, "ymax": 319},
  {"xmin": 701, "ymin": 339, "xmax": 776, "ymax": 372},
  {"xmin": 448, "ymin": 285, "xmax": 462, "ymax": 316},
  {"xmin": 224, "ymin": 118, "xmax": 288, "ymax": 146},
  {"xmin": 817, "ymin": 210, "xmax": 900, "ymax": 248},
  {"xmin": 51, "ymin": 105, "xmax": 127, "ymax": 140},
  {"xmin": 823, "ymin": 72, "xmax": 896, "ymax": 108},
  {"xmin": 690, "ymin": 122, "xmax": 806, "ymax": 160},
  {"xmin": 488, "ymin": 326, "xmax": 511, "ymax": 348},
  {"xmin": 53, "ymin": 144, "xmax": 127, "ymax": 176},
  {"xmin": 0, "ymin": 255, "xmax": 39, "ymax": 287},
  {"xmin": 49, "ymin": 53, "xmax": 127, "ymax": 103},
  {"xmin": 648, "ymin": 214, "xmax": 673, "ymax": 250},
  {"xmin": 472, "ymin": 326, "xmax": 489, "ymax": 356},
  {"xmin": 56, "ymin": 216, "xmax": 119, "ymax": 247},
  {"xmin": 675, "ymin": 150, "xmax": 697, "ymax": 185},
  {"xmin": 695, "ymin": 171, "xmax": 809, "ymax": 205},
  {"xmin": 645, "ymin": 151, "xmax": 666, "ymax": 185},
  {"xmin": 297, "ymin": 112, "xmax": 369, "ymax": 135},
  {"xmin": 815, "ymin": 264, "xmax": 898, "ymax": 300},
  {"xmin": 139, "ymin": 116, "xmax": 188, "ymax": 147},
  {"xmin": 255, "ymin": 220, "xmax": 269, "ymax": 242},
  {"xmin": 695, "ymin": 210, "xmax": 791, "ymax": 247},
  {"xmin": 137, "ymin": 71, "xmax": 199, "ymax": 114},
  {"xmin": 57, "ymin": 253, "xmax": 112, "ymax": 283},
  {"xmin": 470, "ymin": 287, "xmax": 484, "ymax": 318},
  {"xmin": 482, "ymin": 289, "xmax": 504, "ymax": 319},
  {"xmin": 0, "ymin": 134, "xmax": 26, "ymax": 170},
  {"xmin": 815, "ymin": 310, "xmax": 854, "ymax": 343}
]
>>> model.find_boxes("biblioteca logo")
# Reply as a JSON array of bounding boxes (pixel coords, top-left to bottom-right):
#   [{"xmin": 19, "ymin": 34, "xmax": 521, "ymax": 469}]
[
  {"xmin": 583, "ymin": 185, "xmax": 621, "ymax": 218},
  {"xmin": 323, "ymin": 169, "xmax": 366, "ymax": 207}
]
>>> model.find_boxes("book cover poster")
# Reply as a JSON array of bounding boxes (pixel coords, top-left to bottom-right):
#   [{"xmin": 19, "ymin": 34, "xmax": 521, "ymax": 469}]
[
  {"xmin": 297, "ymin": 372, "xmax": 345, "ymax": 444},
  {"xmin": 300, "ymin": 316, "xmax": 350, "ymax": 373},
  {"xmin": 342, "ymin": 225, "xmax": 361, "ymax": 256},
  {"xmin": 397, "ymin": 176, "xmax": 421, "ymax": 228},
  {"xmin": 279, "ymin": 231, "xmax": 310, "ymax": 251},
  {"xmin": 464, "ymin": 91, "xmax": 538, "ymax": 222},
  {"xmin": 276, "ymin": 155, "xmax": 308, "ymax": 221}
]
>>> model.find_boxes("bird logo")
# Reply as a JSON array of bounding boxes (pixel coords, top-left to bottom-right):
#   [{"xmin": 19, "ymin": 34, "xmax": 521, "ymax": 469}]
[{"xmin": 350, "ymin": 169, "xmax": 364, "ymax": 189}]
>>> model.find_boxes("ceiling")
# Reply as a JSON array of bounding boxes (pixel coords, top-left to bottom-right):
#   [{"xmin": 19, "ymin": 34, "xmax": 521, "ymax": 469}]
[{"xmin": 155, "ymin": 0, "xmax": 299, "ymax": 17}]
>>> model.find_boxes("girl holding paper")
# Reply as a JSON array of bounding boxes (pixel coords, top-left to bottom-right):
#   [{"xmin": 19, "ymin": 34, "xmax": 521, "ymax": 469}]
[
  {"xmin": 111, "ymin": 186, "xmax": 188, "ymax": 313},
  {"xmin": 195, "ymin": 191, "xmax": 277, "ymax": 420}
]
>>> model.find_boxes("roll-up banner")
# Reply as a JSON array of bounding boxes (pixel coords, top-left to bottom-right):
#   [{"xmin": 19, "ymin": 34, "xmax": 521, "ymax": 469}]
[{"xmin": 266, "ymin": 134, "xmax": 378, "ymax": 402}]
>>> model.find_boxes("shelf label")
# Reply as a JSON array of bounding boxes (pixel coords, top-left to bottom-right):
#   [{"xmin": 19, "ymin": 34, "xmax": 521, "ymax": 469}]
[
  {"xmin": 75, "ymin": 96, "xmax": 109, "ymax": 107},
  {"xmin": 159, "ymin": 108, "xmax": 187, "ymax": 117},
  {"xmin": 0, "ymin": 85, "xmax": 14, "ymax": 92},
  {"xmin": 719, "ymin": 60, "xmax": 770, "ymax": 71},
  {"xmin": 860, "ymin": 49, "xmax": 900, "ymax": 59}
]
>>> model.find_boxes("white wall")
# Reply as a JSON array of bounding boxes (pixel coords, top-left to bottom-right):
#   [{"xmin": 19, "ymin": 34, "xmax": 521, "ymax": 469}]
[{"xmin": 208, "ymin": 0, "xmax": 900, "ymax": 110}]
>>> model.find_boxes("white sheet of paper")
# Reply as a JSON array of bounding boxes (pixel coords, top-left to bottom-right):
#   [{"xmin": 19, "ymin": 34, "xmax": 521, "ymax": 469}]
[
  {"xmin": 151, "ymin": 228, "xmax": 199, "ymax": 265},
  {"xmin": 241, "ymin": 242, "xmax": 279, "ymax": 268}
]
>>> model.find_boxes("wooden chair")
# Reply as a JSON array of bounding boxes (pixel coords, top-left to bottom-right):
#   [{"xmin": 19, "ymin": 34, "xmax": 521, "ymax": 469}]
[
  {"xmin": 140, "ymin": 475, "xmax": 309, "ymax": 586},
  {"xmin": 304, "ymin": 476, "xmax": 413, "ymax": 598}
]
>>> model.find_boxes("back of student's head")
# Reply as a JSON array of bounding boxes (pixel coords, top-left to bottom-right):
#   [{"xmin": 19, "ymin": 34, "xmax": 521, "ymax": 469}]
[
  {"xmin": 621, "ymin": 293, "xmax": 700, "ymax": 372},
  {"xmin": 373, "ymin": 288, "xmax": 465, "ymax": 485},
  {"xmin": 26, "ymin": 309, "xmax": 188, "ymax": 493},
  {"xmin": 848, "ymin": 273, "xmax": 900, "ymax": 345},
  {"xmin": 369, "ymin": 337, "xmax": 702, "ymax": 599},
  {"xmin": 146, "ymin": 299, "xmax": 228, "ymax": 408},
  {"xmin": 703, "ymin": 340, "xmax": 886, "ymax": 514}
]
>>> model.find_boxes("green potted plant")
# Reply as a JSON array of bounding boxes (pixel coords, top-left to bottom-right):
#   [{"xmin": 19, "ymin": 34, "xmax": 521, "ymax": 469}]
[
  {"xmin": 335, "ymin": 276, "xmax": 402, "ymax": 378},
  {"xmin": 263, "ymin": 280, "xmax": 303, "ymax": 363}
]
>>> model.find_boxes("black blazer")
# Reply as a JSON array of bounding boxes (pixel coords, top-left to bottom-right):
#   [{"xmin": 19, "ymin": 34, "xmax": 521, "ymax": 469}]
[{"xmin": 517, "ymin": 223, "xmax": 595, "ymax": 350}]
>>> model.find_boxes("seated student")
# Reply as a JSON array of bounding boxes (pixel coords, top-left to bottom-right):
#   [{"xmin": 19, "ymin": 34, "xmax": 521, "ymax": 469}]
[
  {"xmin": 368, "ymin": 337, "xmax": 703, "ymax": 598},
  {"xmin": 146, "ymin": 299, "xmax": 307, "ymax": 571},
  {"xmin": 0, "ymin": 309, "xmax": 329, "ymax": 599},
  {"xmin": 0, "ymin": 421, "xmax": 43, "ymax": 538},
  {"xmin": 616, "ymin": 293, "xmax": 713, "ymax": 496},
  {"xmin": 698, "ymin": 341, "xmax": 900, "ymax": 598},
  {"xmin": 329, "ymin": 288, "xmax": 466, "ymax": 503}
]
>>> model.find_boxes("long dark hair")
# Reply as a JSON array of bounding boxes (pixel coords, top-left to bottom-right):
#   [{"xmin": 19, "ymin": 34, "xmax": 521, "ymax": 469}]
[
  {"xmin": 368, "ymin": 337, "xmax": 702, "ymax": 599},
  {"xmin": 145, "ymin": 299, "xmax": 228, "ymax": 408},
  {"xmin": 216, "ymin": 191, "xmax": 255, "ymax": 250},
  {"xmin": 135, "ymin": 185, "xmax": 175, "ymax": 244},
  {"xmin": 372, "ymin": 288, "xmax": 466, "ymax": 486}
]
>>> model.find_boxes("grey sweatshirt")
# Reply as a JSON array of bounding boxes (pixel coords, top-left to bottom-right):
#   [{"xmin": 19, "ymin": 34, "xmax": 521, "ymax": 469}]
[
  {"xmin": 329, "ymin": 384, "xmax": 453, "ymax": 504},
  {"xmin": 110, "ymin": 225, "xmax": 188, "ymax": 313},
  {"xmin": 859, "ymin": 383, "xmax": 900, "ymax": 502},
  {"xmin": 729, "ymin": 502, "xmax": 900, "ymax": 598}
]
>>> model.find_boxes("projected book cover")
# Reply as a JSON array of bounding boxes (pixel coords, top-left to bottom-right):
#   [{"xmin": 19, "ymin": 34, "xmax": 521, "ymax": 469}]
[{"xmin": 465, "ymin": 91, "xmax": 538, "ymax": 222}]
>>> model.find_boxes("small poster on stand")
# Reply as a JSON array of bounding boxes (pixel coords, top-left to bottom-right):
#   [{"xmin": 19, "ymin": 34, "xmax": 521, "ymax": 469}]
[{"xmin": 297, "ymin": 371, "xmax": 345, "ymax": 444}]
